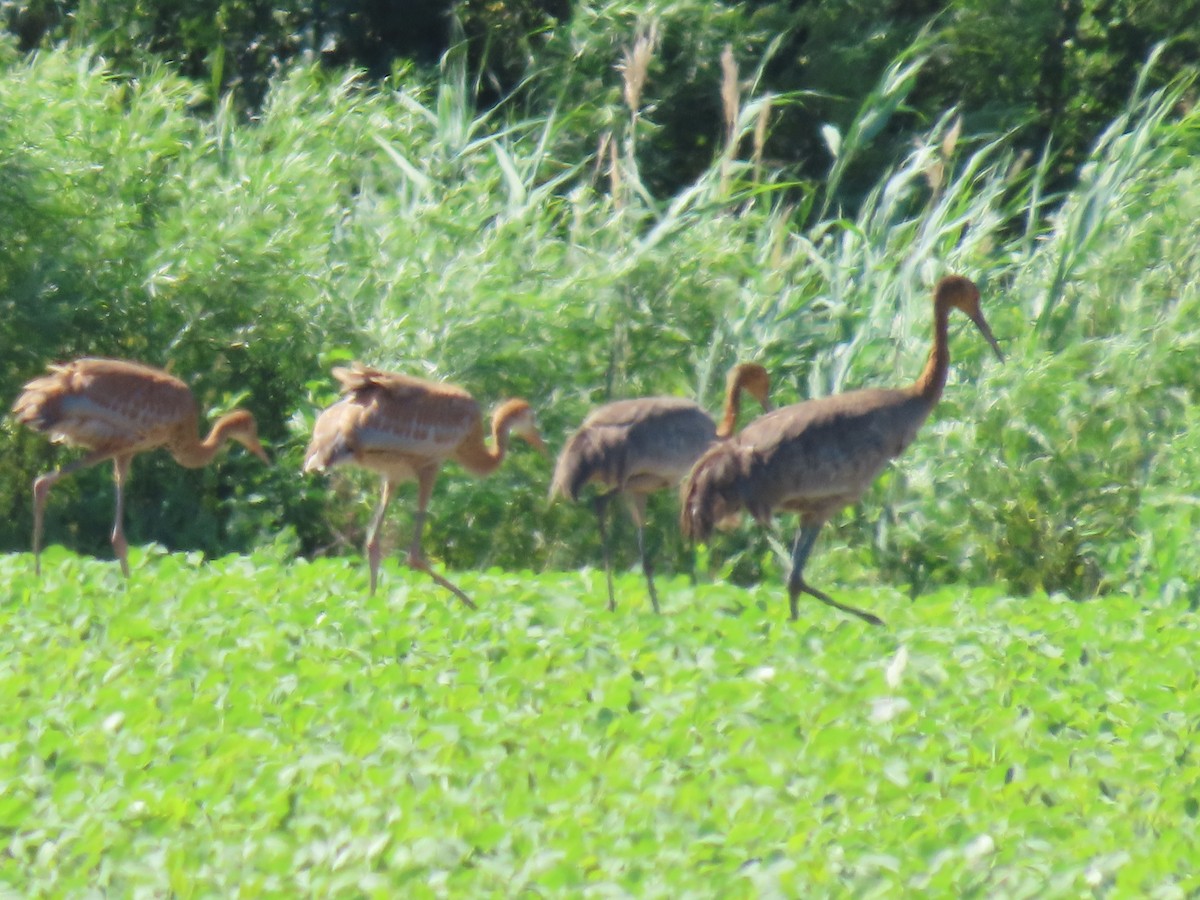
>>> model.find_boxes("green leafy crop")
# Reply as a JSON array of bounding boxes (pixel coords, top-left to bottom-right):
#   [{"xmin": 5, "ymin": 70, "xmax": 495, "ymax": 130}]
[{"xmin": 1, "ymin": 550, "xmax": 1197, "ymax": 895}]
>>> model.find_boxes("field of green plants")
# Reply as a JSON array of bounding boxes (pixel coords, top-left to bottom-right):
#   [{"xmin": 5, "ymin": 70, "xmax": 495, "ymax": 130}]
[{"xmin": 1, "ymin": 549, "xmax": 1198, "ymax": 896}]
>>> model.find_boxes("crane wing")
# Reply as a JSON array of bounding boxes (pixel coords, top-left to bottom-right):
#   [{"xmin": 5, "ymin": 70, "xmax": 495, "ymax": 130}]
[
  {"xmin": 738, "ymin": 387, "xmax": 930, "ymax": 504},
  {"xmin": 14, "ymin": 358, "xmax": 195, "ymax": 451}
]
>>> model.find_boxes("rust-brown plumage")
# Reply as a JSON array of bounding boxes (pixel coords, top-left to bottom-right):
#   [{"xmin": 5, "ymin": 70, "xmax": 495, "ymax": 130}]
[
  {"xmin": 550, "ymin": 362, "xmax": 772, "ymax": 612},
  {"xmin": 302, "ymin": 363, "xmax": 546, "ymax": 607},
  {"xmin": 12, "ymin": 357, "xmax": 269, "ymax": 576},
  {"xmin": 681, "ymin": 276, "xmax": 1003, "ymax": 625}
]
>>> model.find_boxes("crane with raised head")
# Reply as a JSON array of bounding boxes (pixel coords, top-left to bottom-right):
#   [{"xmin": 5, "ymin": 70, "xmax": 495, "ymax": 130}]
[
  {"xmin": 681, "ymin": 276, "xmax": 1003, "ymax": 626},
  {"xmin": 551, "ymin": 362, "xmax": 772, "ymax": 613},
  {"xmin": 302, "ymin": 363, "xmax": 546, "ymax": 608},
  {"xmin": 12, "ymin": 357, "xmax": 269, "ymax": 576}
]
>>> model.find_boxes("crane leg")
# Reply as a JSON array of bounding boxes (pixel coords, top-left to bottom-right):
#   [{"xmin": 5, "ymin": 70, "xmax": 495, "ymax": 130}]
[
  {"xmin": 625, "ymin": 493, "xmax": 660, "ymax": 614},
  {"xmin": 30, "ymin": 450, "xmax": 112, "ymax": 577},
  {"xmin": 110, "ymin": 457, "xmax": 132, "ymax": 578},
  {"xmin": 592, "ymin": 494, "xmax": 616, "ymax": 612},
  {"xmin": 32, "ymin": 475, "xmax": 52, "ymax": 578},
  {"xmin": 404, "ymin": 468, "xmax": 476, "ymax": 610},
  {"xmin": 787, "ymin": 526, "xmax": 884, "ymax": 627},
  {"xmin": 365, "ymin": 479, "xmax": 395, "ymax": 596}
]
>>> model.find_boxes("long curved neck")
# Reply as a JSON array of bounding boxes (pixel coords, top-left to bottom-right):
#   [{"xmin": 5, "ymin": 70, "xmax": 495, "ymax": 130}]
[
  {"xmin": 911, "ymin": 301, "xmax": 952, "ymax": 403},
  {"xmin": 716, "ymin": 375, "xmax": 746, "ymax": 438},
  {"xmin": 454, "ymin": 410, "xmax": 511, "ymax": 476},
  {"xmin": 170, "ymin": 416, "xmax": 234, "ymax": 468}
]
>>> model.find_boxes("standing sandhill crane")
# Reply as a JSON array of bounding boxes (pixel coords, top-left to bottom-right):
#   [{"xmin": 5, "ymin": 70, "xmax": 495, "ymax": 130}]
[
  {"xmin": 302, "ymin": 364, "xmax": 547, "ymax": 608},
  {"xmin": 681, "ymin": 276, "xmax": 1003, "ymax": 625},
  {"xmin": 550, "ymin": 362, "xmax": 772, "ymax": 613},
  {"xmin": 12, "ymin": 357, "xmax": 270, "ymax": 577}
]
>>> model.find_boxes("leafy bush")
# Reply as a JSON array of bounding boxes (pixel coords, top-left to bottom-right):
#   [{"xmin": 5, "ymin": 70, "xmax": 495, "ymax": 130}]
[{"xmin": 3, "ymin": 35, "xmax": 1200, "ymax": 603}]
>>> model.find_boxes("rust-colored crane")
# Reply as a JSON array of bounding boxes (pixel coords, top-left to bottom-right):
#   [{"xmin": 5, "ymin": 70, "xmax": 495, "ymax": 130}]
[
  {"xmin": 550, "ymin": 362, "xmax": 772, "ymax": 613},
  {"xmin": 681, "ymin": 276, "xmax": 1003, "ymax": 625},
  {"xmin": 12, "ymin": 357, "xmax": 269, "ymax": 577},
  {"xmin": 302, "ymin": 363, "xmax": 546, "ymax": 608}
]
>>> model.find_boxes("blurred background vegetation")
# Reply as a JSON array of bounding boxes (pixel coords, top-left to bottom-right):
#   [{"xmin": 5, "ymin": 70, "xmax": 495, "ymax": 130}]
[{"xmin": 2, "ymin": 0, "xmax": 1199, "ymax": 603}]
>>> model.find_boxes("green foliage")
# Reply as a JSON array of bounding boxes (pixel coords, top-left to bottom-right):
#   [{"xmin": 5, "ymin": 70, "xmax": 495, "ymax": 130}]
[
  {"xmin": 2, "ymin": 33, "xmax": 1200, "ymax": 602},
  {"xmin": 2, "ymin": 551, "xmax": 1199, "ymax": 894},
  {"xmin": 0, "ymin": 54, "xmax": 360, "ymax": 557},
  {"xmin": 861, "ymin": 63, "xmax": 1200, "ymax": 600},
  {"xmin": 8, "ymin": 0, "xmax": 1198, "ymax": 202}
]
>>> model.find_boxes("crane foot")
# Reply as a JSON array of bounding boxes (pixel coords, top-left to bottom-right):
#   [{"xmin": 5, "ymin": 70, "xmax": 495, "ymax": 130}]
[
  {"xmin": 406, "ymin": 553, "xmax": 477, "ymax": 610},
  {"xmin": 791, "ymin": 582, "xmax": 885, "ymax": 627}
]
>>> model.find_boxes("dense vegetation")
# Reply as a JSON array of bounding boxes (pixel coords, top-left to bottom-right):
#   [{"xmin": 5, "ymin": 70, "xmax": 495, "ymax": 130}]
[
  {"xmin": 4, "ymin": 6, "xmax": 1200, "ymax": 894},
  {"xmin": 2, "ymin": 1, "xmax": 1200, "ymax": 604},
  {"xmin": 2, "ymin": 551, "xmax": 1198, "ymax": 895},
  {"xmin": 5, "ymin": 0, "xmax": 1198, "ymax": 196}
]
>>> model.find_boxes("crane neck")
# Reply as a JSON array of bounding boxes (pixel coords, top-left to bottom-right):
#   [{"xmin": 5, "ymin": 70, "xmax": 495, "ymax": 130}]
[
  {"xmin": 715, "ymin": 379, "xmax": 744, "ymax": 439},
  {"xmin": 170, "ymin": 415, "xmax": 234, "ymax": 468},
  {"xmin": 912, "ymin": 302, "xmax": 952, "ymax": 403},
  {"xmin": 454, "ymin": 404, "xmax": 520, "ymax": 476}
]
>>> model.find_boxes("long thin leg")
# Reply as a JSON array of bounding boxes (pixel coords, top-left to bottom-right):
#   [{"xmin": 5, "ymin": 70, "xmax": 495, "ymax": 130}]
[
  {"xmin": 31, "ymin": 450, "xmax": 114, "ymax": 576},
  {"xmin": 405, "ymin": 467, "xmax": 476, "ymax": 610},
  {"xmin": 592, "ymin": 493, "xmax": 616, "ymax": 611},
  {"xmin": 366, "ymin": 478, "xmax": 395, "ymax": 596},
  {"xmin": 624, "ymin": 493, "xmax": 660, "ymax": 614},
  {"xmin": 111, "ymin": 456, "xmax": 132, "ymax": 578},
  {"xmin": 787, "ymin": 525, "xmax": 884, "ymax": 626}
]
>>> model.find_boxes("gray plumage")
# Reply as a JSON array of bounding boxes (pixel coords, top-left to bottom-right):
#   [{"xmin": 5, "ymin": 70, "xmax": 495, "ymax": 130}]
[
  {"xmin": 551, "ymin": 363, "xmax": 772, "ymax": 613},
  {"xmin": 551, "ymin": 397, "xmax": 718, "ymax": 503},
  {"xmin": 681, "ymin": 276, "xmax": 1003, "ymax": 625}
]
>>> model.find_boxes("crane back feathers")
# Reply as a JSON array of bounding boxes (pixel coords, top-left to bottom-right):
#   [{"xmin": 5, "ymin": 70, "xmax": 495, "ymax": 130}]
[
  {"xmin": 13, "ymin": 357, "xmax": 267, "ymax": 467},
  {"xmin": 305, "ymin": 365, "xmax": 541, "ymax": 480},
  {"xmin": 13, "ymin": 358, "xmax": 198, "ymax": 454},
  {"xmin": 681, "ymin": 387, "xmax": 935, "ymax": 540},
  {"xmin": 550, "ymin": 398, "xmax": 716, "ymax": 501}
]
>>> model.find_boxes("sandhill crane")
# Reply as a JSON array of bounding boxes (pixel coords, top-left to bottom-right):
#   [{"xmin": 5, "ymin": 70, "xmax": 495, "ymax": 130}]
[
  {"xmin": 550, "ymin": 362, "xmax": 772, "ymax": 613},
  {"xmin": 302, "ymin": 363, "xmax": 546, "ymax": 608},
  {"xmin": 681, "ymin": 276, "xmax": 1003, "ymax": 625},
  {"xmin": 12, "ymin": 357, "xmax": 269, "ymax": 577}
]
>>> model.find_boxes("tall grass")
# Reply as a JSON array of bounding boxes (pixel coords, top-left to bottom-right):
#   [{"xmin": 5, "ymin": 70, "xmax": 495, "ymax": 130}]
[{"xmin": 2, "ymin": 37, "xmax": 1198, "ymax": 602}]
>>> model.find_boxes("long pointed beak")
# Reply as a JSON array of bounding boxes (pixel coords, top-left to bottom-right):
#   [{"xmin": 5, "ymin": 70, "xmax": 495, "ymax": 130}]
[
  {"xmin": 527, "ymin": 431, "xmax": 550, "ymax": 459},
  {"xmin": 970, "ymin": 310, "xmax": 1004, "ymax": 363},
  {"xmin": 251, "ymin": 442, "xmax": 271, "ymax": 464}
]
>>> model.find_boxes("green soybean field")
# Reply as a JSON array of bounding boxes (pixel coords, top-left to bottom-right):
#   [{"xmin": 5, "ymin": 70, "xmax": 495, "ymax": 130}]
[{"xmin": 2, "ymin": 550, "xmax": 1196, "ymax": 897}]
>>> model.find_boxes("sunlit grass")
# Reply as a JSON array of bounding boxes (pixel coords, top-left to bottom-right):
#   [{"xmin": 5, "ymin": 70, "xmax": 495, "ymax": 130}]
[{"xmin": 1, "ymin": 551, "xmax": 1197, "ymax": 896}]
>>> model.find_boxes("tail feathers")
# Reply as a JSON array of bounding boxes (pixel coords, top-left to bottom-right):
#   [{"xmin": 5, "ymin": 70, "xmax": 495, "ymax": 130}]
[
  {"xmin": 11, "ymin": 381, "xmax": 62, "ymax": 433},
  {"xmin": 302, "ymin": 438, "xmax": 345, "ymax": 474},
  {"xmin": 679, "ymin": 442, "xmax": 753, "ymax": 542},
  {"xmin": 331, "ymin": 364, "xmax": 379, "ymax": 394},
  {"xmin": 303, "ymin": 402, "xmax": 357, "ymax": 473},
  {"xmin": 549, "ymin": 428, "xmax": 623, "ymax": 502}
]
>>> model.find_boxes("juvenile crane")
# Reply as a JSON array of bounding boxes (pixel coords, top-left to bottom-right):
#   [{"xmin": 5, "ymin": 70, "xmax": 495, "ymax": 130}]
[
  {"xmin": 302, "ymin": 364, "xmax": 546, "ymax": 608},
  {"xmin": 681, "ymin": 276, "xmax": 1003, "ymax": 625},
  {"xmin": 12, "ymin": 357, "xmax": 269, "ymax": 577},
  {"xmin": 551, "ymin": 362, "xmax": 772, "ymax": 613}
]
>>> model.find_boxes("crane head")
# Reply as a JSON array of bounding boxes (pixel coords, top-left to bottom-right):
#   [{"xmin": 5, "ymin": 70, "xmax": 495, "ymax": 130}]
[
  {"xmin": 219, "ymin": 409, "xmax": 271, "ymax": 463},
  {"xmin": 728, "ymin": 362, "xmax": 773, "ymax": 412},
  {"xmin": 495, "ymin": 399, "xmax": 549, "ymax": 458},
  {"xmin": 936, "ymin": 275, "xmax": 1004, "ymax": 363}
]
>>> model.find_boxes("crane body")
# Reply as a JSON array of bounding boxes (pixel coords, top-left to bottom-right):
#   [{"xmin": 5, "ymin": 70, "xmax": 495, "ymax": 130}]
[
  {"xmin": 13, "ymin": 357, "xmax": 269, "ymax": 576},
  {"xmin": 682, "ymin": 276, "xmax": 1003, "ymax": 625},
  {"xmin": 303, "ymin": 364, "xmax": 545, "ymax": 608},
  {"xmin": 551, "ymin": 363, "xmax": 771, "ymax": 612}
]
